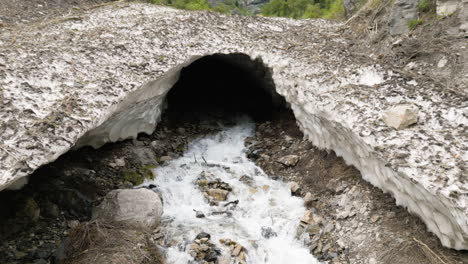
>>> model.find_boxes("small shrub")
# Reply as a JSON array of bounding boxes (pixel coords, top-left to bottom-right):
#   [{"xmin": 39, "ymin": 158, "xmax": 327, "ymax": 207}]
[
  {"xmin": 262, "ymin": 0, "xmax": 345, "ymax": 20},
  {"xmin": 322, "ymin": 0, "xmax": 344, "ymax": 20},
  {"xmin": 408, "ymin": 18, "xmax": 423, "ymax": 30},
  {"xmin": 417, "ymin": 0, "xmax": 432, "ymax": 12},
  {"xmin": 122, "ymin": 166, "xmax": 156, "ymax": 186},
  {"xmin": 122, "ymin": 170, "xmax": 144, "ymax": 185}
]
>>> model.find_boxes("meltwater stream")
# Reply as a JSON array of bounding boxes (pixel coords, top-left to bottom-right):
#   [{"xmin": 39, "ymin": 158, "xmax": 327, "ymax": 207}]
[{"xmin": 143, "ymin": 119, "xmax": 319, "ymax": 264}]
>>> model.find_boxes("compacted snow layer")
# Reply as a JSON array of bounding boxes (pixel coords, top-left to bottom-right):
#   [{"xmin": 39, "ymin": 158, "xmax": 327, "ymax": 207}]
[{"xmin": 0, "ymin": 3, "xmax": 466, "ymax": 249}]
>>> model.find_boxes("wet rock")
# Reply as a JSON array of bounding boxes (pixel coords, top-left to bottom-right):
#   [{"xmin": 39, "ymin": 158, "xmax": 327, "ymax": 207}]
[
  {"xmin": 259, "ymin": 154, "xmax": 270, "ymax": 161},
  {"xmin": 194, "ymin": 210, "xmax": 205, "ymax": 218},
  {"xmin": 131, "ymin": 147, "xmax": 157, "ymax": 166},
  {"xmin": 41, "ymin": 201, "xmax": 60, "ymax": 218},
  {"xmin": 206, "ymin": 188, "xmax": 229, "ymax": 201},
  {"xmin": 370, "ymin": 215, "xmax": 381, "ymax": 223},
  {"xmin": 261, "ymin": 226, "xmax": 278, "ymax": 239},
  {"xmin": 337, "ymin": 205, "xmax": 356, "ymax": 219},
  {"xmin": 288, "ymin": 181, "xmax": 301, "ymax": 195},
  {"xmin": 219, "ymin": 239, "xmax": 247, "ymax": 263},
  {"xmin": 31, "ymin": 243, "xmax": 56, "ymax": 259},
  {"xmin": 301, "ymin": 210, "xmax": 314, "ymax": 225},
  {"xmin": 306, "ymin": 223, "xmax": 321, "ymax": 236},
  {"xmin": 322, "ymin": 221, "xmax": 335, "ymax": 234},
  {"xmin": 195, "ymin": 232, "xmax": 211, "ymax": 240},
  {"xmin": 197, "ymin": 177, "xmax": 232, "ymax": 204},
  {"xmin": 277, "ymin": 155, "xmax": 300, "ymax": 167},
  {"xmin": 92, "ymin": 188, "xmax": 163, "ymax": 229},
  {"xmin": 382, "ymin": 104, "xmax": 419, "ymax": 129},
  {"xmin": 239, "ymin": 175, "xmax": 254, "ymax": 186},
  {"xmin": 177, "ymin": 127, "xmax": 186, "ymax": 134},
  {"xmin": 109, "ymin": 158, "xmax": 125, "ymax": 168},
  {"xmin": 17, "ymin": 198, "xmax": 40, "ymax": 222},
  {"xmin": 304, "ymin": 192, "xmax": 314, "ymax": 204},
  {"xmin": 67, "ymin": 220, "xmax": 80, "ymax": 229},
  {"xmin": 247, "ymin": 148, "xmax": 262, "ymax": 160},
  {"xmin": 56, "ymin": 189, "xmax": 92, "ymax": 217},
  {"xmin": 336, "ymin": 238, "xmax": 347, "ymax": 250},
  {"xmin": 159, "ymin": 156, "xmax": 172, "ymax": 163},
  {"xmin": 190, "ymin": 233, "xmax": 220, "ymax": 263},
  {"xmin": 232, "ymin": 243, "xmax": 243, "ymax": 256},
  {"xmin": 324, "ymin": 251, "xmax": 338, "ymax": 260},
  {"xmin": 218, "ymin": 256, "xmax": 231, "ymax": 264}
]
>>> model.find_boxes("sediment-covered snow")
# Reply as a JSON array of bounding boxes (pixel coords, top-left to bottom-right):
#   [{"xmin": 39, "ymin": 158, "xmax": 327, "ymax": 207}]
[{"xmin": 0, "ymin": 3, "xmax": 466, "ymax": 249}]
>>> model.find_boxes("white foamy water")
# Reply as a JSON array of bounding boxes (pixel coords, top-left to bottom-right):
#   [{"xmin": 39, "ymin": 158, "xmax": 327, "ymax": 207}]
[{"xmin": 143, "ymin": 119, "xmax": 319, "ymax": 264}]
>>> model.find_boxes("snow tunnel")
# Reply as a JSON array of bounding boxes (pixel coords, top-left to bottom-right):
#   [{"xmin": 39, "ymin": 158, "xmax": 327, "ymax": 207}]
[{"xmin": 162, "ymin": 53, "xmax": 287, "ymax": 122}]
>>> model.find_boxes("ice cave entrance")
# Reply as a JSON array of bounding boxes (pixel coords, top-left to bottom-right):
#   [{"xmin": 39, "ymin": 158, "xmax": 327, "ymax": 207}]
[{"xmin": 163, "ymin": 53, "xmax": 287, "ymax": 121}]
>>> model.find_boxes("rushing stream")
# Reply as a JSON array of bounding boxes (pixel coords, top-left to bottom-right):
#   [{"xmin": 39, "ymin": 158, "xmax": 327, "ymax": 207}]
[{"xmin": 143, "ymin": 118, "xmax": 319, "ymax": 264}]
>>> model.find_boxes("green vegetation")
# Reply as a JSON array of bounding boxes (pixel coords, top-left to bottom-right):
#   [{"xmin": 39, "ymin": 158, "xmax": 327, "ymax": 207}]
[
  {"xmin": 408, "ymin": 18, "xmax": 424, "ymax": 30},
  {"xmin": 122, "ymin": 165, "xmax": 157, "ymax": 185},
  {"xmin": 417, "ymin": 0, "xmax": 432, "ymax": 12},
  {"xmin": 150, "ymin": 0, "xmax": 209, "ymax": 10},
  {"xmin": 149, "ymin": 0, "xmax": 347, "ymax": 19},
  {"xmin": 261, "ymin": 0, "xmax": 345, "ymax": 19},
  {"xmin": 149, "ymin": 0, "xmax": 251, "ymax": 14},
  {"xmin": 367, "ymin": 0, "xmax": 382, "ymax": 9}
]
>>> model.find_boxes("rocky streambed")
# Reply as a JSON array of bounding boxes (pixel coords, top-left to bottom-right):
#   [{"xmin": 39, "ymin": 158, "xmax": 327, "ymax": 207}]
[{"xmin": 141, "ymin": 118, "xmax": 319, "ymax": 263}]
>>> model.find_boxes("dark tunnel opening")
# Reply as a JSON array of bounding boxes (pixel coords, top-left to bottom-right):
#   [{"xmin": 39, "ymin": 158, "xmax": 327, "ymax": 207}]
[{"xmin": 163, "ymin": 53, "xmax": 287, "ymax": 122}]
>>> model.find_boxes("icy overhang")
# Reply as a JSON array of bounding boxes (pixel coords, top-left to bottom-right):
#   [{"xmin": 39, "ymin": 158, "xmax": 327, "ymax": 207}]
[{"xmin": 0, "ymin": 3, "xmax": 466, "ymax": 249}]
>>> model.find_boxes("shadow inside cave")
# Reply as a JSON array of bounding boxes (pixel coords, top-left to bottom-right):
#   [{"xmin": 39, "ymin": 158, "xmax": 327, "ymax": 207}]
[{"xmin": 163, "ymin": 53, "xmax": 288, "ymax": 123}]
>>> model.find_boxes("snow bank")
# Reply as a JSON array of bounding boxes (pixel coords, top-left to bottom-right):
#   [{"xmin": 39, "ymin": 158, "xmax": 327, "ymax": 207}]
[{"xmin": 0, "ymin": 3, "xmax": 466, "ymax": 249}]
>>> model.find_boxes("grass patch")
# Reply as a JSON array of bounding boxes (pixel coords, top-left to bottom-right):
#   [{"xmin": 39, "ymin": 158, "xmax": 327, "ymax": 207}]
[
  {"xmin": 149, "ymin": 0, "xmax": 251, "ymax": 14},
  {"xmin": 408, "ymin": 18, "xmax": 423, "ymax": 30},
  {"xmin": 417, "ymin": 0, "xmax": 433, "ymax": 13},
  {"xmin": 261, "ymin": 0, "xmax": 345, "ymax": 19},
  {"xmin": 122, "ymin": 165, "xmax": 157, "ymax": 185},
  {"xmin": 148, "ymin": 0, "xmax": 347, "ymax": 20}
]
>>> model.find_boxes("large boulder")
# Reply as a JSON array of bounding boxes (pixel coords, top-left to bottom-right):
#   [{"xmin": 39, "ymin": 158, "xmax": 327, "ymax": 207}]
[
  {"xmin": 388, "ymin": 0, "xmax": 419, "ymax": 35},
  {"xmin": 92, "ymin": 188, "xmax": 163, "ymax": 229}
]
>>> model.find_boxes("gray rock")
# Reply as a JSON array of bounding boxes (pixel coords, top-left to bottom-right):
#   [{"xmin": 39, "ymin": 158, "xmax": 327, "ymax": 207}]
[
  {"xmin": 277, "ymin": 155, "xmax": 300, "ymax": 167},
  {"xmin": 17, "ymin": 198, "xmax": 40, "ymax": 222},
  {"xmin": 303, "ymin": 192, "xmax": 314, "ymax": 204},
  {"xmin": 194, "ymin": 210, "xmax": 206, "ymax": 218},
  {"xmin": 131, "ymin": 147, "xmax": 157, "ymax": 166},
  {"xmin": 388, "ymin": 0, "xmax": 419, "ymax": 35},
  {"xmin": 261, "ymin": 226, "xmax": 277, "ymax": 239},
  {"xmin": 306, "ymin": 223, "xmax": 321, "ymax": 235},
  {"xmin": 159, "ymin": 156, "xmax": 172, "ymax": 163},
  {"xmin": 288, "ymin": 181, "xmax": 300, "ymax": 194},
  {"xmin": 195, "ymin": 232, "xmax": 211, "ymax": 240},
  {"xmin": 437, "ymin": 0, "xmax": 460, "ymax": 16},
  {"xmin": 92, "ymin": 188, "xmax": 163, "ymax": 229},
  {"xmin": 239, "ymin": 175, "xmax": 254, "ymax": 186},
  {"xmin": 459, "ymin": 0, "xmax": 468, "ymax": 33},
  {"xmin": 344, "ymin": 0, "xmax": 359, "ymax": 17},
  {"xmin": 382, "ymin": 104, "xmax": 419, "ymax": 129},
  {"xmin": 42, "ymin": 201, "xmax": 60, "ymax": 218},
  {"xmin": 323, "ymin": 222, "xmax": 335, "ymax": 234}
]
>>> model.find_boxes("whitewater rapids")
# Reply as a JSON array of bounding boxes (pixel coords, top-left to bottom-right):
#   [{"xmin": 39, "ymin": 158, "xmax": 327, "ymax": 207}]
[{"xmin": 143, "ymin": 119, "xmax": 319, "ymax": 264}]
